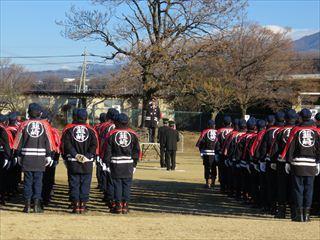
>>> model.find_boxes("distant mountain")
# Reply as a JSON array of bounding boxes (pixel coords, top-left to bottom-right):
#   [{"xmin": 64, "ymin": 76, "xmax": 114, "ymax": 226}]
[
  {"xmin": 31, "ymin": 63, "xmax": 121, "ymax": 80},
  {"xmin": 294, "ymin": 32, "xmax": 320, "ymax": 53}
]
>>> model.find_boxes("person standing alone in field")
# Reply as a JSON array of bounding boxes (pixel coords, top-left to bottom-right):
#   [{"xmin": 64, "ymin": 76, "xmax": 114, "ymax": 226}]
[
  {"xmin": 157, "ymin": 118, "xmax": 169, "ymax": 168},
  {"xmin": 145, "ymin": 97, "xmax": 161, "ymax": 143},
  {"xmin": 164, "ymin": 121, "xmax": 180, "ymax": 171}
]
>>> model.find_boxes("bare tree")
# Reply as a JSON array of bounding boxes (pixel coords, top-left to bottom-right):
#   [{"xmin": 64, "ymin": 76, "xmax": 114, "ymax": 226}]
[
  {"xmin": 57, "ymin": 0, "xmax": 247, "ymax": 126},
  {"xmin": 220, "ymin": 23, "xmax": 300, "ymax": 116},
  {"xmin": 0, "ymin": 60, "xmax": 34, "ymax": 112}
]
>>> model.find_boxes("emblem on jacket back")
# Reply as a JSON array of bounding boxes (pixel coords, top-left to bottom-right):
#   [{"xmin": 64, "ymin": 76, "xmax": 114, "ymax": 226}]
[
  {"xmin": 73, "ymin": 126, "xmax": 89, "ymax": 142},
  {"xmin": 115, "ymin": 131, "xmax": 131, "ymax": 147},
  {"xmin": 27, "ymin": 121, "xmax": 44, "ymax": 138},
  {"xmin": 298, "ymin": 129, "xmax": 315, "ymax": 147}
]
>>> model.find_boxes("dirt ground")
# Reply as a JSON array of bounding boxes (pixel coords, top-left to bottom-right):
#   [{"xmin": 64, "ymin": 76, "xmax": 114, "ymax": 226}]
[{"xmin": 1, "ymin": 132, "xmax": 319, "ymax": 240}]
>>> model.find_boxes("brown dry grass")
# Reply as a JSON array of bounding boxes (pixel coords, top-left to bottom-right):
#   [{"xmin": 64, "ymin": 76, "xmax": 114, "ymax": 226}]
[{"xmin": 1, "ymin": 132, "xmax": 319, "ymax": 240}]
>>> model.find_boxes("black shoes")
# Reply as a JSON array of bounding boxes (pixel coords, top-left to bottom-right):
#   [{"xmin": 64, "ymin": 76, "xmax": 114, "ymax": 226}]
[
  {"xmin": 23, "ymin": 200, "xmax": 31, "ymax": 213},
  {"xmin": 33, "ymin": 199, "xmax": 43, "ymax": 213},
  {"xmin": 303, "ymin": 208, "xmax": 311, "ymax": 222},
  {"xmin": 292, "ymin": 208, "xmax": 304, "ymax": 222}
]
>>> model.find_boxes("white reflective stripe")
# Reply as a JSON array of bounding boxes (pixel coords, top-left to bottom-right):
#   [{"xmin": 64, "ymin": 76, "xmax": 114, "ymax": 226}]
[
  {"xmin": 291, "ymin": 162, "xmax": 317, "ymax": 167},
  {"xmin": 277, "ymin": 159, "xmax": 286, "ymax": 163},
  {"xmin": 111, "ymin": 160, "xmax": 134, "ymax": 164},
  {"xmin": 241, "ymin": 161, "xmax": 246, "ymax": 165},
  {"xmin": 202, "ymin": 153, "xmax": 215, "ymax": 156},
  {"xmin": 22, "ymin": 148, "xmax": 46, "ymax": 152},
  {"xmin": 67, "ymin": 158, "xmax": 94, "ymax": 162},
  {"xmin": 293, "ymin": 157, "xmax": 316, "ymax": 163},
  {"xmin": 145, "ymin": 117, "xmax": 151, "ymax": 120},
  {"xmin": 111, "ymin": 156, "xmax": 132, "ymax": 160},
  {"xmin": 202, "ymin": 150, "xmax": 215, "ymax": 153},
  {"xmin": 21, "ymin": 152, "xmax": 46, "ymax": 156}
]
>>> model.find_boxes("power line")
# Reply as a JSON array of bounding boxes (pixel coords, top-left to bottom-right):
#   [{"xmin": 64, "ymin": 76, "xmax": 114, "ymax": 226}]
[
  {"xmin": 18, "ymin": 61, "xmax": 106, "ymax": 66},
  {"xmin": 0, "ymin": 54, "xmax": 82, "ymax": 59}
]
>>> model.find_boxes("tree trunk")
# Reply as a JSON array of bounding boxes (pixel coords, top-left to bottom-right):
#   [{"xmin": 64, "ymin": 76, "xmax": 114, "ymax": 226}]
[{"xmin": 240, "ymin": 105, "xmax": 247, "ymax": 118}]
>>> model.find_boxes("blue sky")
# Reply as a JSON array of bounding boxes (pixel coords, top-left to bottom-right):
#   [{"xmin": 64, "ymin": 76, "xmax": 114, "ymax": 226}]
[{"xmin": 1, "ymin": 0, "xmax": 319, "ymax": 71}]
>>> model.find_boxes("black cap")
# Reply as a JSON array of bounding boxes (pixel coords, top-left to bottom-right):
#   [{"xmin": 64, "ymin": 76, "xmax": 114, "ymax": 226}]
[
  {"xmin": 169, "ymin": 120, "xmax": 175, "ymax": 127},
  {"xmin": 28, "ymin": 103, "xmax": 42, "ymax": 118},
  {"xmin": 223, "ymin": 116, "xmax": 232, "ymax": 125},
  {"xmin": 257, "ymin": 119, "xmax": 266, "ymax": 129},
  {"xmin": 106, "ymin": 108, "xmax": 119, "ymax": 121},
  {"xmin": 8, "ymin": 112, "xmax": 18, "ymax": 121},
  {"xmin": 0, "ymin": 114, "xmax": 8, "ymax": 123},
  {"xmin": 239, "ymin": 119, "xmax": 247, "ymax": 129},
  {"xmin": 77, "ymin": 108, "xmax": 88, "ymax": 122},
  {"xmin": 162, "ymin": 118, "xmax": 169, "ymax": 124},
  {"xmin": 285, "ymin": 109, "xmax": 297, "ymax": 121},
  {"xmin": 315, "ymin": 112, "xmax": 320, "ymax": 121},
  {"xmin": 266, "ymin": 115, "xmax": 275, "ymax": 124},
  {"xmin": 247, "ymin": 118, "xmax": 256, "ymax": 130},
  {"xmin": 116, "ymin": 113, "xmax": 129, "ymax": 124},
  {"xmin": 300, "ymin": 108, "xmax": 312, "ymax": 120},
  {"xmin": 99, "ymin": 113, "xmax": 107, "ymax": 122},
  {"xmin": 275, "ymin": 111, "xmax": 285, "ymax": 123}
]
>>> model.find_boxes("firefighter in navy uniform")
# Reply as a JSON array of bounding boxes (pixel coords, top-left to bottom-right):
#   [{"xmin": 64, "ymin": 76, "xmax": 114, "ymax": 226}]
[
  {"xmin": 157, "ymin": 118, "xmax": 169, "ymax": 168},
  {"xmin": 312, "ymin": 112, "xmax": 320, "ymax": 215},
  {"xmin": 258, "ymin": 111, "xmax": 285, "ymax": 213},
  {"xmin": 13, "ymin": 103, "xmax": 54, "ymax": 213},
  {"xmin": 164, "ymin": 121, "xmax": 180, "ymax": 171},
  {"xmin": 216, "ymin": 116, "xmax": 233, "ymax": 193},
  {"xmin": 103, "ymin": 113, "xmax": 140, "ymax": 214},
  {"xmin": 6, "ymin": 112, "xmax": 20, "ymax": 196},
  {"xmin": 145, "ymin": 97, "xmax": 161, "ymax": 142},
  {"xmin": 0, "ymin": 115, "xmax": 14, "ymax": 205},
  {"xmin": 99, "ymin": 108, "xmax": 118, "ymax": 207},
  {"xmin": 282, "ymin": 109, "xmax": 320, "ymax": 222},
  {"xmin": 41, "ymin": 110, "xmax": 61, "ymax": 206},
  {"xmin": 196, "ymin": 120, "xmax": 218, "ymax": 188},
  {"xmin": 62, "ymin": 109, "xmax": 98, "ymax": 214},
  {"xmin": 270, "ymin": 109, "xmax": 297, "ymax": 219}
]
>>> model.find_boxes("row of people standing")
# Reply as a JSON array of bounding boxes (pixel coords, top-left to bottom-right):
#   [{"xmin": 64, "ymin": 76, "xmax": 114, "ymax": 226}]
[
  {"xmin": 0, "ymin": 103, "xmax": 140, "ymax": 214},
  {"xmin": 197, "ymin": 109, "xmax": 320, "ymax": 222}
]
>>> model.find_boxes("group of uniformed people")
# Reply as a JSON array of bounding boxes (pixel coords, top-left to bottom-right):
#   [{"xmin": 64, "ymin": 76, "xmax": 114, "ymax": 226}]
[
  {"xmin": 0, "ymin": 103, "xmax": 140, "ymax": 214},
  {"xmin": 197, "ymin": 109, "xmax": 320, "ymax": 222}
]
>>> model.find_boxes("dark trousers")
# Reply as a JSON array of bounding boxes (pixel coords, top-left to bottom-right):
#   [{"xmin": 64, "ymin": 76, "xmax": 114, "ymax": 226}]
[
  {"xmin": 250, "ymin": 168, "xmax": 260, "ymax": 204},
  {"xmin": 240, "ymin": 167, "xmax": 250, "ymax": 196},
  {"xmin": 313, "ymin": 175, "xmax": 320, "ymax": 211},
  {"xmin": 96, "ymin": 163, "xmax": 102, "ymax": 188},
  {"xmin": 203, "ymin": 155, "xmax": 217, "ymax": 180},
  {"xmin": 42, "ymin": 166, "xmax": 56, "ymax": 202},
  {"xmin": 113, "ymin": 178, "xmax": 132, "ymax": 203},
  {"xmin": 106, "ymin": 172, "xmax": 115, "ymax": 201},
  {"xmin": 266, "ymin": 163, "xmax": 277, "ymax": 208},
  {"xmin": 233, "ymin": 166, "xmax": 242, "ymax": 198},
  {"xmin": 160, "ymin": 147, "xmax": 166, "ymax": 168},
  {"xmin": 23, "ymin": 171, "xmax": 43, "ymax": 201},
  {"xmin": 259, "ymin": 171, "xmax": 268, "ymax": 208},
  {"xmin": 291, "ymin": 175, "xmax": 314, "ymax": 208},
  {"xmin": 0, "ymin": 168, "xmax": 6, "ymax": 196},
  {"xmin": 100, "ymin": 170, "xmax": 107, "ymax": 193},
  {"xmin": 276, "ymin": 163, "xmax": 291, "ymax": 206},
  {"xmin": 148, "ymin": 127, "xmax": 156, "ymax": 142},
  {"xmin": 165, "ymin": 150, "xmax": 176, "ymax": 170},
  {"xmin": 218, "ymin": 156, "xmax": 227, "ymax": 191},
  {"xmin": 69, "ymin": 173, "xmax": 92, "ymax": 202}
]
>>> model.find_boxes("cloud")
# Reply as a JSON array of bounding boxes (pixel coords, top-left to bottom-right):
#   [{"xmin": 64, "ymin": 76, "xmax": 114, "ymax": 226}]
[{"xmin": 264, "ymin": 25, "xmax": 319, "ymax": 40}]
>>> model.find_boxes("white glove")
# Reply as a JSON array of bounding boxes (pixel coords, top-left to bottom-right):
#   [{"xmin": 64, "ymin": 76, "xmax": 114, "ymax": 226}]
[
  {"xmin": 102, "ymin": 163, "xmax": 107, "ymax": 171},
  {"xmin": 254, "ymin": 164, "xmax": 260, "ymax": 172},
  {"xmin": 246, "ymin": 164, "xmax": 251, "ymax": 174},
  {"xmin": 133, "ymin": 168, "xmax": 136, "ymax": 174},
  {"xmin": 75, "ymin": 154, "xmax": 84, "ymax": 163},
  {"xmin": 285, "ymin": 163, "xmax": 291, "ymax": 174},
  {"xmin": 106, "ymin": 167, "xmax": 111, "ymax": 173},
  {"xmin": 270, "ymin": 163, "xmax": 277, "ymax": 171},
  {"xmin": 45, "ymin": 157, "xmax": 53, "ymax": 167},
  {"xmin": 17, "ymin": 157, "xmax": 22, "ymax": 166},
  {"xmin": 316, "ymin": 164, "xmax": 320, "ymax": 176},
  {"xmin": 260, "ymin": 162, "xmax": 266, "ymax": 172},
  {"xmin": 224, "ymin": 160, "xmax": 229, "ymax": 167},
  {"xmin": 3, "ymin": 159, "xmax": 9, "ymax": 169}
]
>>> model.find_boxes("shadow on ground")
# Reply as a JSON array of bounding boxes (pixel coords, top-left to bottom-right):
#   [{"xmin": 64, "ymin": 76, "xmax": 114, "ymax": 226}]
[{"xmin": 0, "ymin": 179, "xmax": 273, "ymax": 219}]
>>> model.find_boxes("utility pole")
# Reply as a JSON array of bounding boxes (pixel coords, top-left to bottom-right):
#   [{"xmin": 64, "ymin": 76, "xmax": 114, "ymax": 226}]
[{"xmin": 77, "ymin": 48, "xmax": 87, "ymax": 108}]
